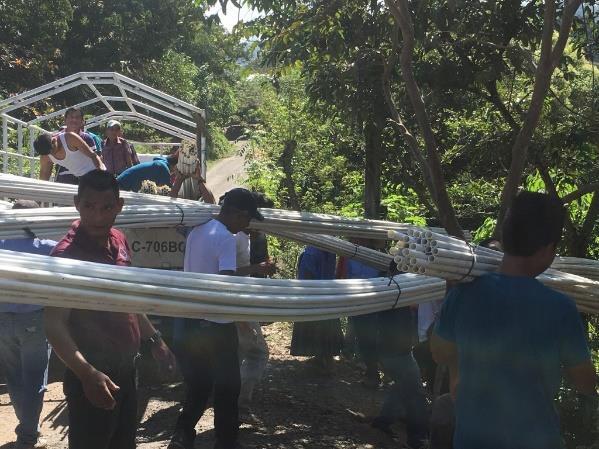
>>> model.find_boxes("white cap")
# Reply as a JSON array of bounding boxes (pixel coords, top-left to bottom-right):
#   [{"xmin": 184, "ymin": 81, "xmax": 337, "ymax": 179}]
[{"xmin": 106, "ymin": 119, "xmax": 121, "ymax": 128}]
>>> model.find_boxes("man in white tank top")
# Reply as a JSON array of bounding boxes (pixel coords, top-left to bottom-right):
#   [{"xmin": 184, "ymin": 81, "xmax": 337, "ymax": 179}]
[{"xmin": 34, "ymin": 132, "xmax": 106, "ymax": 181}]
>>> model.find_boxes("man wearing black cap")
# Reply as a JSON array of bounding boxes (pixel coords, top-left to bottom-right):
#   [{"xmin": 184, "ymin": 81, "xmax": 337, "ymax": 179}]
[{"xmin": 169, "ymin": 188, "xmax": 264, "ymax": 449}]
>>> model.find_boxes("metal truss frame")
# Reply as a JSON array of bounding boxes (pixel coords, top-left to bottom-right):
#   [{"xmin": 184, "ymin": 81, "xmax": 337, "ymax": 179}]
[{"xmin": 0, "ymin": 72, "xmax": 207, "ymax": 178}]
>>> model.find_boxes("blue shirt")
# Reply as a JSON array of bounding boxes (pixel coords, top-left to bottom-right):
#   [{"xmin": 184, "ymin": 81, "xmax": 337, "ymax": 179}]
[
  {"xmin": 435, "ymin": 273, "xmax": 590, "ymax": 449},
  {"xmin": 0, "ymin": 238, "xmax": 57, "ymax": 313},
  {"xmin": 87, "ymin": 131, "xmax": 103, "ymax": 152},
  {"xmin": 346, "ymin": 259, "xmax": 381, "ymax": 279},
  {"xmin": 116, "ymin": 157, "xmax": 171, "ymax": 192},
  {"xmin": 297, "ymin": 246, "xmax": 336, "ymax": 280}
]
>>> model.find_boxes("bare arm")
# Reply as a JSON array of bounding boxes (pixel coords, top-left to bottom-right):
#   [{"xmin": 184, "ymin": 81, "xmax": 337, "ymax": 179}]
[
  {"xmin": 236, "ymin": 262, "xmax": 276, "ymax": 277},
  {"xmin": 431, "ymin": 332, "xmax": 460, "ymax": 398},
  {"xmin": 67, "ymin": 132, "xmax": 106, "ymax": 170},
  {"xmin": 197, "ymin": 180, "xmax": 216, "ymax": 204},
  {"xmin": 137, "ymin": 314, "xmax": 176, "ymax": 374},
  {"xmin": 125, "ymin": 144, "xmax": 133, "ymax": 168},
  {"xmin": 170, "ymin": 172, "xmax": 186, "ymax": 198},
  {"xmin": 44, "ymin": 307, "xmax": 94, "ymax": 378},
  {"xmin": 192, "ymin": 164, "xmax": 216, "ymax": 204},
  {"xmin": 39, "ymin": 155, "xmax": 54, "ymax": 181},
  {"xmin": 565, "ymin": 360, "xmax": 597, "ymax": 396},
  {"xmin": 44, "ymin": 307, "xmax": 119, "ymax": 409}
]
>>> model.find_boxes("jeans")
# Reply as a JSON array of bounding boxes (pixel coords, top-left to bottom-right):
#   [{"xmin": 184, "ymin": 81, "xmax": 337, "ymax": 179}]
[
  {"xmin": 173, "ymin": 320, "xmax": 240, "ymax": 447},
  {"xmin": 0, "ymin": 310, "xmax": 50, "ymax": 448},
  {"xmin": 64, "ymin": 367, "xmax": 137, "ymax": 449},
  {"xmin": 377, "ymin": 308, "xmax": 429, "ymax": 448},
  {"xmin": 237, "ymin": 322, "xmax": 269, "ymax": 409}
]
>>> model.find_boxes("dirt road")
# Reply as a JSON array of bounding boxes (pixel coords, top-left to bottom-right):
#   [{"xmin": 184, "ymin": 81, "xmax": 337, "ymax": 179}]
[{"xmin": 205, "ymin": 141, "xmax": 247, "ymax": 200}]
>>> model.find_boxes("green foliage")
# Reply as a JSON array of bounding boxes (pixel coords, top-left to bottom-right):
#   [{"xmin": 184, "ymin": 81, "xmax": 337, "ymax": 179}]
[
  {"xmin": 244, "ymin": 69, "xmax": 364, "ymax": 215},
  {"xmin": 206, "ymin": 123, "xmax": 234, "ymax": 159},
  {"xmin": 199, "ymin": 74, "xmax": 238, "ymax": 127},
  {"xmin": 265, "ymin": 236, "xmax": 302, "ymax": 280},
  {"xmin": 231, "ymin": 74, "xmax": 272, "ymax": 128},
  {"xmin": 139, "ymin": 50, "xmax": 199, "ymax": 103},
  {"xmin": 0, "ymin": 0, "xmax": 73, "ymax": 97},
  {"xmin": 58, "ymin": 0, "xmax": 205, "ymax": 74},
  {"xmin": 381, "ymin": 187, "xmax": 427, "ymax": 226}
]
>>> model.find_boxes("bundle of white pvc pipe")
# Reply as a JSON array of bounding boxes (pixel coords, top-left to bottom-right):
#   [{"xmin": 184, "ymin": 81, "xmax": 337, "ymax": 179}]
[
  {"xmin": 0, "ymin": 249, "xmax": 445, "ymax": 321},
  {"xmin": 0, "ymin": 174, "xmax": 186, "ymax": 206},
  {"xmin": 389, "ymin": 227, "xmax": 599, "ymax": 314},
  {"xmin": 269, "ymin": 230, "xmax": 394, "ymax": 272},
  {"xmin": 0, "ymin": 205, "xmax": 395, "ymax": 240},
  {"xmin": 0, "ymin": 174, "xmax": 459, "ymax": 240},
  {"xmin": 0, "ymin": 208, "xmax": 394, "ymax": 272},
  {"xmin": 551, "ymin": 257, "xmax": 599, "ymax": 283},
  {"xmin": 2, "ymin": 174, "xmax": 597, "ymax": 317}
]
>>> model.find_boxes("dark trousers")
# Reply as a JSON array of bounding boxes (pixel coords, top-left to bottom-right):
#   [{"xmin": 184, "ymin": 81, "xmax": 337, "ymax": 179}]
[
  {"xmin": 378, "ymin": 308, "xmax": 429, "ymax": 447},
  {"xmin": 430, "ymin": 393, "xmax": 455, "ymax": 449},
  {"xmin": 55, "ymin": 168, "xmax": 79, "ymax": 185},
  {"xmin": 351, "ymin": 313, "xmax": 379, "ymax": 375},
  {"xmin": 174, "ymin": 320, "xmax": 240, "ymax": 446},
  {"xmin": 64, "ymin": 367, "xmax": 137, "ymax": 449}
]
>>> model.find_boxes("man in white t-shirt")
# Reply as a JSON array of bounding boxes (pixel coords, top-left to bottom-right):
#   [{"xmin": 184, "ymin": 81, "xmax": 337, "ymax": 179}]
[{"xmin": 169, "ymin": 188, "xmax": 265, "ymax": 449}]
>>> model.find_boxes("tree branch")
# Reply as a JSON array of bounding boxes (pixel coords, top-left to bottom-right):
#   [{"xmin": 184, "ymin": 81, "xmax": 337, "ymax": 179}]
[
  {"xmin": 550, "ymin": 0, "xmax": 582, "ymax": 69},
  {"xmin": 484, "ymin": 81, "xmax": 520, "ymax": 132},
  {"xmin": 536, "ymin": 160, "xmax": 577, "ymax": 235},
  {"xmin": 580, "ymin": 192, "xmax": 599, "ymax": 243},
  {"xmin": 381, "ymin": 24, "xmax": 436, "ymax": 197},
  {"xmin": 493, "ymin": 0, "xmax": 582, "ymax": 238},
  {"xmin": 562, "ymin": 183, "xmax": 599, "ymax": 204},
  {"xmin": 536, "ymin": 160, "xmax": 599, "ymax": 257}
]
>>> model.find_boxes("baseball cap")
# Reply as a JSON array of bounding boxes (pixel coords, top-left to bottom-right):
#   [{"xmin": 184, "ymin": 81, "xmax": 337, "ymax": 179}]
[
  {"xmin": 107, "ymin": 119, "xmax": 121, "ymax": 129},
  {"xmin": 222, "ymin": 188, "xmax": 264, "ymax": 221}
]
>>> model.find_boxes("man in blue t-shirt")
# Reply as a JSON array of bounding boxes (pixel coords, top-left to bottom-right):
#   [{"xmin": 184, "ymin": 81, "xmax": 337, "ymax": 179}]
[
  {"xmin": 0, "ymin": 200, "xmax": 56, "ymax": 449},
  {"xmin": 116, "ymin": 154, "xmax": 186, "ymax": 197},
  {"xmin": 432, "ymin": 191, "xmax": 597, "ymax": 449}
]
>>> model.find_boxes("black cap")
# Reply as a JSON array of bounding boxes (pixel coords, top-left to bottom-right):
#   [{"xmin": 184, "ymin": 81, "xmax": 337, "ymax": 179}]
[{"xmin": 222, "ymin": 188, "xmax": 264, "ymax": 221}]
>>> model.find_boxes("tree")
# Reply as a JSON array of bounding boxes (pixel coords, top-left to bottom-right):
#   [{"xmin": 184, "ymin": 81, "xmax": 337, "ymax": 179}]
[
  {"xmin": 493, "ymin": 0, "xmax": 583, "ymax": 237},
  {"xmin": 58, "ymin": 0, "xmax": 205, "ymax": 75},
  {"xmin": 0, "ymin": 0, "xmax": 73, "ymax": 97},
  {"xmin": 214, "ymin": 0, "xmax": 587, "ymax": 241}
]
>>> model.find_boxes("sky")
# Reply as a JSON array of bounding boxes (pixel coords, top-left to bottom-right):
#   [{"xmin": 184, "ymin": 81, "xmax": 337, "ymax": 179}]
[{"xmin": 207, "ymin": 3, "xmax": 263, "ymax": 32}]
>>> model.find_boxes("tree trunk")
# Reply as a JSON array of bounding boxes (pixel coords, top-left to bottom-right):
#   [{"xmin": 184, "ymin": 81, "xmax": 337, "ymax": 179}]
[
  {"xmin": 364, "ymin": 121, "xmax": 384, "ymax": 219},
  {"xmin": 278, "ymin": 140, "xmax": 301, "ymax": 210},
  {"xmin": 568, "ymin": 193, "xmax": 599, "ymax": 258},
  {"xmin": 385, "ymin": 0, "xmax": 464, "ymax": 239},
  {"xmin": 356, "ymin": 50, "xmax": 389, "ymax": 220}
]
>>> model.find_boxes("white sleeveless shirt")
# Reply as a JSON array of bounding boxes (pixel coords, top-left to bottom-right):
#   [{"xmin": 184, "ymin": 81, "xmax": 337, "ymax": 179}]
[{"xmin": 49, "ymin": 133, "xmax": 96, "ymax": 177}]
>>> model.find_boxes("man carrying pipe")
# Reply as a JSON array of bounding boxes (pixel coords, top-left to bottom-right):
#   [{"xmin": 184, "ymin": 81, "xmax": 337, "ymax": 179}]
[
  {"xmin": 44, "ymin": 170, "xmax": 176, "ymax": 449},
  {"xmin": 432, "ymin": 191, "xmax": 597, "ymax": 449}
]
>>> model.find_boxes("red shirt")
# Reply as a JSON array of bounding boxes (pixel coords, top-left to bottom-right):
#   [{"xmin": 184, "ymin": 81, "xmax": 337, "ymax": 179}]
[{"xmin": 51, "ymin": 221, "xmax": 141, "ymax": 369}]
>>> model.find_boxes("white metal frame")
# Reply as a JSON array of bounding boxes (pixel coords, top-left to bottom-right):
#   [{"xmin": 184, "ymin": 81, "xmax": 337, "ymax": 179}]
[{"xmin": 0, "ymin": 72, "xmax": 207, "ymax": 178}]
